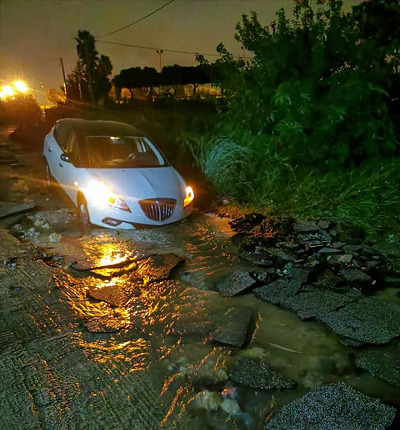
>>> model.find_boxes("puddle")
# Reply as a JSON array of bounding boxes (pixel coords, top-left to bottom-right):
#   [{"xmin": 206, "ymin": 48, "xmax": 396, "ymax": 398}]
[{"xmin": 31, "ymin": 212, "xmax": 398, "ymax": 429}]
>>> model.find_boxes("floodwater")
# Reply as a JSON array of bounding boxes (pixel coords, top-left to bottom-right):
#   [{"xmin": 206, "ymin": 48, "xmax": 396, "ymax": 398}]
[
  {"xmin": 1, "ymin": 125, "xmax": 398, "ymax": 429},
  {"xmin": 31, "ymin": 213, "xmax": 399, "ymax": 429}
]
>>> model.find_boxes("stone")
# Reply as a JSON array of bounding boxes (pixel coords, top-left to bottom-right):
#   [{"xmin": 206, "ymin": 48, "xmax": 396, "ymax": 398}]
[
  {"xmin": 229, "ymin": 213, "xmax": 264, "ymax": 233},
  {"xmin": 336, "ymin": 254, "xmax": 353, "ymax": 264},
  {"xmin": 216, "ymin": 270, "xmax": 256, "ymax": 296},
  {"xmin": 266, "ymin": 382, "xmax": 396, "ymax": 430},
  {"xmin": 318, "ymin": 297, "xmax": 400, "ymax": 346},
  {"xmin": 230, "ymin": 357, "xmax": 295, "ymax": 390},
  {"xmin": 192, "ymin": 390, "xmax": 222, "ymax": 411},
  {"xmin": 0, "ymin": 202, "xmax": 35, "ymax": 218},
  {"xmin": 339, "ymin": 268, "xmax": 372, "ymax": 283},
  {"xmin": 210, "ymin": 307, "xmax": 252, "ymax": 348},
  {"xmin": 317, "ymin": 247, "xmax": 341, "ymax": 254},
  {"xmin": 342, "ymin": 244, "xmax": 361, "ymax": 254},
  {"xmin": 315, "ymin": 269, "xmax": 341, "ymax": 289},
  {"xmin": 220, "ymin": 398, "xmax": 240, "ymax": 415},
  {"xmin": 293, "ymin": 221, "xmax": 320, "ymax": 233},
  {"xmin": 253, "ymin": 278, "xmax": 302, "ymax": 306},
  {"xmin": 135, "ymin": 253, "xmax": 184, "ymax": 283},
  {"xmin": 284, "ymin": 289, "xmax": 354, "ymax": 320},
  {"xmin": 87, "ymin": 284, "xmax": 129, "ymax": 307},
  {"xmin": 355, "ymin": 343, "xmax": 400, "ymax": 387},
  {"xmin": 85, "ymin": 315, "xmax": 130, "ymax": 333},
  {"xmin": 48, "ymin": 232, "xmax": 62, "ymax": 243}
]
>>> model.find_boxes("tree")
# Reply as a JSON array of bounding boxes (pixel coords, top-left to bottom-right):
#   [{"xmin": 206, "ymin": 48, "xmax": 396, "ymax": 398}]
[
  {"xmin": 66, "ymin": 30, "xmax": 112, "ymax": 105},
  {"xmin": 216, "ymin": 0, "xmax": 398, "ymax": 167}
]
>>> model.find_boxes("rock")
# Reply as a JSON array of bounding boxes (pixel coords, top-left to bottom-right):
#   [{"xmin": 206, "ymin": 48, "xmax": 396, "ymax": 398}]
[
  {"xmin": 339, "ymin": 268, "xmax": 372, "ymax": 284},
  {"xmin": 192, "ymin": 390, "xmax": 222, "ymax": 411},
  {"xmin": 135, "ymin": 253, "xmax": 184, "ymax": 283},
  {"xmin": 229, "ymin": 213, "xmax": 264, "ymax": 233},
  {"xmin": 85, "ymin": 315, "xmax": 129, "ymax": 333},
  {"xmin": 317, "ymin": 247, "xmax": 341, "ymax": 254},
  {"xmin": 87, "ymin": 284, "xmax": 129, "ymax": 307},
  {"xmin": 220, "ymin": 398, "xmax": 240, "ymax": 415},
  {"xmin": 230, "ymin": 357, "xmax": 295, "ymax": 390},
  {"xmin": 284, "ymin": 289, "xmax": 354, "ymax": 320},
  {"xmin": 266, "ymin": 382, "xmax": 396, "ymax": 430},
  {"xmin": 216, "ymin": 270, "xmax": 256, "ymax": 296},
  {"xmin": 336, "ymin": 254, "xmax": 353, "ymax": 264},
  {"xmin": 293, "ymin": 221, "xmax": 321, "ymax": 233},
  {"xmin": 318, "ymin": 297, "xmax": 400, "ymax": 346},
  {"xmin": 342, "ymin": 244, "xmax": 361, "ymax": 255},
  {"xmin": 0, "ymin": 202, "xmax": 35, "ymax": 218},
  {"xmin": 355, "ymin": 342, "xmax": 400, "ymax": 387},
  {"xmin": 372, "ymin": 243, "xmax": 399, "ymax": 261},
  {"xmin": 48, "ymin": 232, "xmax": 62, "ymax": 243},
  {"xmin": 314, "ymin": 269, "xmax": 341, "ymax": 289},
  {"xmin": 253, "ymin": 278, "xmax": 302, "ymax": 306},
  {"xmin": 210, "ymin": 307, "xmax": 252, "ymax": 348}
]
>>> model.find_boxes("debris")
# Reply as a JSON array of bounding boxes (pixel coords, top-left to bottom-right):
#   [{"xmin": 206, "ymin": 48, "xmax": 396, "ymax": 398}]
[
  {"xmin": 266, "ymin": 382, "xmax": 396, "ymax": 430},
  {"xmin": 230, "ymin": 357, "xmax": 295, "ymax": 390},
  {"xmin": 216, "ymin": 270, "xmax": 256, "ymax": 296},
  {"xmin": 48, "ymin": 232, "xmax": 62, "ymax": 243},
  {"xmin": 0, "ymin": 203, "xmax": 35, "ymax": 218}
]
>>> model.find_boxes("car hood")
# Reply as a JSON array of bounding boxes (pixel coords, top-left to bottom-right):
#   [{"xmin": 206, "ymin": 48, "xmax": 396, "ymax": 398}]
[{"xmin": 87, "ymin": 167, "xmax": 185, "ymax": 202}]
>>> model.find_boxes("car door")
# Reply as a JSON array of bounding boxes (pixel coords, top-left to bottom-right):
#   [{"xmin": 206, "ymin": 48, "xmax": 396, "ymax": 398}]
[
  {"xmin": 45, "ymin": 122, "xmax": 65, "ymax": 182},
  {"xmin": 56, "ymin": 129, "xmax": 81, "ymax": 203}
]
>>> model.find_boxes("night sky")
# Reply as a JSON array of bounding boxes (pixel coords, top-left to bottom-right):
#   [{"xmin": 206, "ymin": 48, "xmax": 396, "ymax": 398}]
[{"xmin": 0, "ymin": 0, "xmax": 360, "ymax": 101}]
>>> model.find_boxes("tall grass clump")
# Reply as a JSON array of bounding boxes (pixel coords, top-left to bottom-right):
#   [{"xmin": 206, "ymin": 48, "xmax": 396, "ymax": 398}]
[{"xmin": 188, "ymin": 0, "xmax": 399, "ymax": 239}]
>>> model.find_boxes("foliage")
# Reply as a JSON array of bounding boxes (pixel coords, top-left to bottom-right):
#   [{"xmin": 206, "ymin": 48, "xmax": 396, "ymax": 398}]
[
  {"xmin": 0, "ymin": 94, "xmax": 41, "ymax": 125},
  {"xmin": 66, "ymin": 30, "xmax": 113, "ymax": 105},
  {"xmin": 187, "ymin": 0, "xmax": 399, "ymax": 237},
  {"xmin": 212, "ymin": 0, "xmax": 398, "ymax": 167},
  {"xmin": 113, "ymin": 63, "xmax": 221, "ymax": 96}
]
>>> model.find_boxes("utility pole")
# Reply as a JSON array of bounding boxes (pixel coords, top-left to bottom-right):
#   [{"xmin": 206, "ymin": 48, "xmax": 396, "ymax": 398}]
[
  {"xmin": 156, "ymin": 49, "xmax": 163, "ymax": 71},
  {"xmin": 84, "ymin": 40, "xmax": 95, "ymax": 105},
  {"xmin": 60, "ymin": 57, "xmax": 68, "ymax": 99}
]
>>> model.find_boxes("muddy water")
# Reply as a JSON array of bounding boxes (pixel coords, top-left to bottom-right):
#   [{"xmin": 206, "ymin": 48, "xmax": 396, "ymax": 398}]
[
  {"xmin": 1, "ymin": 125, "xmax": 398, "ymax": 429},
  {"xmin": 37, "ymin": 213, "xmax": 398, "ymax": 429}
]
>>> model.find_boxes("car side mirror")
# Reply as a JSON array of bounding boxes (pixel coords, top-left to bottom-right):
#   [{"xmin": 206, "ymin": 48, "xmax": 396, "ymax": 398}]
[{"xmin": 60, "ymin": 153, "xmax": 71, "ymax": 163}]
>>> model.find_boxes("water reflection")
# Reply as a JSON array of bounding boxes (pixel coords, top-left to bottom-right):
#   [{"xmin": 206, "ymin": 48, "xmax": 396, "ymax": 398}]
[{"xmin": 52, "ymin": 214, "xmax": 399, "ymax": 429}]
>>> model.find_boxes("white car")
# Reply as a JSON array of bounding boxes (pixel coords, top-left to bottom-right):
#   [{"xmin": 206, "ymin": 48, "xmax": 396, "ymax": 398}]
[{"xmin": 43, "ymin": 118, "xmax": 194, "ymax": 229}]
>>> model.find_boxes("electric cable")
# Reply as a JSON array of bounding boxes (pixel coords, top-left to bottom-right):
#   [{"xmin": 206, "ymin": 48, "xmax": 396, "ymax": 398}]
[{"xmin": 96, "ymin": 0, "xmax": 175, "ymax": 38}]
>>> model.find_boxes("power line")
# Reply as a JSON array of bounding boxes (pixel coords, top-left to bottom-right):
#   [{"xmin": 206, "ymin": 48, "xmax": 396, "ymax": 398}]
[
  {"xmin": 97, "ymin": 40, "xmax": 221, "ymax": 58},
  {"xmin": 96, "ymin": 0, "xmax": 175, "ymax": 39}
]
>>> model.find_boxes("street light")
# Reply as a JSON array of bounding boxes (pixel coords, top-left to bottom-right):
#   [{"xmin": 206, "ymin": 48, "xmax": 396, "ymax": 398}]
[
  {"xmin": 13, "ymin": 80, "xmax": 27, "ymax": 93},
  {"xmin": 156, "ymin": 49, "xmax": 163, "ymax": 71}
]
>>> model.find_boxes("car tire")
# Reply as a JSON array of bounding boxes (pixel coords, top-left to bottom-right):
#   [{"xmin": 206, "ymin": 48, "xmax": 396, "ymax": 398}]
[
  {"xmin": 77, "ymin": 195, "xmax": 91, "ymax": 229},
  {"xmin": 44, "ymin": 162, "xmax": 55, "ymax": 189}
]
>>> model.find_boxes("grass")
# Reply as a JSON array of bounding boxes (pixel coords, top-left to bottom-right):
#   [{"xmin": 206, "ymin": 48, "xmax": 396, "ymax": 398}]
[{"xmin": 44, "ymin": 102, "xmax": 399, "ymax": 241}]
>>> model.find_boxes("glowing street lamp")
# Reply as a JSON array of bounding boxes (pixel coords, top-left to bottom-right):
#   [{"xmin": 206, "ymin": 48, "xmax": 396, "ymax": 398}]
[
  {"xmin": 13, "ymin": 80, "xmax": 27, "ymax": 93},
  {"xmin": 0, "ymin": 85, "xmax": 14, "ymax": 99}
]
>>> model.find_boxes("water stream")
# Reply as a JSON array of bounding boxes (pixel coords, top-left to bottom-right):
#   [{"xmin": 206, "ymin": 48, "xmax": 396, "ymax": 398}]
[{"xmin": 44, "ymin": 212, "xmax": 399, "ymax": 429}]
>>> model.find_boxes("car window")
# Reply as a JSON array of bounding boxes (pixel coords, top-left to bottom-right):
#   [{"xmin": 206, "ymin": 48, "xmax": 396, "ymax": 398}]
[
  {"xmin": 54, "ymin": 123, "xmax": 71, "ymax": 150},
  {"xmin": 82, "ymin": 135, "xmax": 166, "ymax": 168}
]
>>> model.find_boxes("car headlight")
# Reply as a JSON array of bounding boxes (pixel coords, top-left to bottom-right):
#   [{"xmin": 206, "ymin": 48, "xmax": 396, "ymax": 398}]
[
  {"xmin": 85, "ymin": 181, "xmax": 131, "ymax": 212},
  {"xmin": 183, "ymin": 186, "xmax": 194, "ymax": 207}
]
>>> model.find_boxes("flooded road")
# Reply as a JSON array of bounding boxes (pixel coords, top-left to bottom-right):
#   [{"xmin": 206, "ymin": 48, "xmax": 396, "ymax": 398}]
[{"xmin": 0, "ymin": 125, "xmax": 398, "ymax": 429}]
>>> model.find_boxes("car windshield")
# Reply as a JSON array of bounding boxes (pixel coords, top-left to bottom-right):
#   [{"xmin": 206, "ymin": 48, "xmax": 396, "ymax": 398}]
[{"xmin": 81, "ymin": 135, "xmax": 165, "ymax": 168}]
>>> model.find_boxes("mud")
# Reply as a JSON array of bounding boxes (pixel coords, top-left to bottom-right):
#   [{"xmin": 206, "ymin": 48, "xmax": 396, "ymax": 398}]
[{"xmin": 1, "ymin": 125, "xmax": 399, "ymax": 429}]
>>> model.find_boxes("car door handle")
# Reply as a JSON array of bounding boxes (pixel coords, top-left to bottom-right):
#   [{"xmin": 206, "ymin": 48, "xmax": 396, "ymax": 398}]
[
  {"xmin": 48, "ymin": 148, "xmax": 52, "ymax": 152},
  {"xmin": 59, "ymin": 163, "xmax": 63, "ymax": 168}
]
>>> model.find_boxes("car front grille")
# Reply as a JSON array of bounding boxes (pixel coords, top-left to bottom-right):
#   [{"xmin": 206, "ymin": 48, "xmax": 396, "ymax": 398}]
[{"xmin": 139, "ymin": 198, "xmax": 176, "ymax": 222}]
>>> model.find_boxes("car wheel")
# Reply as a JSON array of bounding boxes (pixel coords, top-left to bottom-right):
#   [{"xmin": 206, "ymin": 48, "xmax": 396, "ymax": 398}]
[
  {"xmin": 44, "ymin": 162, "xmax": 54, "ymax": 189},
  {"xmin": 77, "ymin": 196, "xmax": 91, "ymax": 228}
]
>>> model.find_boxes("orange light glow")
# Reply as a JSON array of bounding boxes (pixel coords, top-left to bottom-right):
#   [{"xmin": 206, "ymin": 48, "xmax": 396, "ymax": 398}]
[
  {"xmin": 0, "ymin": 85, "xmax": 14, "ymax": 99},
  {"xmin": 13, "ymin": 80, "xmax": 27, "ymax": 93}
]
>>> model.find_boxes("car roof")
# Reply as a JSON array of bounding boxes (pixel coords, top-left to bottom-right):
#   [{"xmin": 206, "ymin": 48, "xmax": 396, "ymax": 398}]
[{"xmin": 56, "ymin": 118, "xmax": 145, "ymax": 137}]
